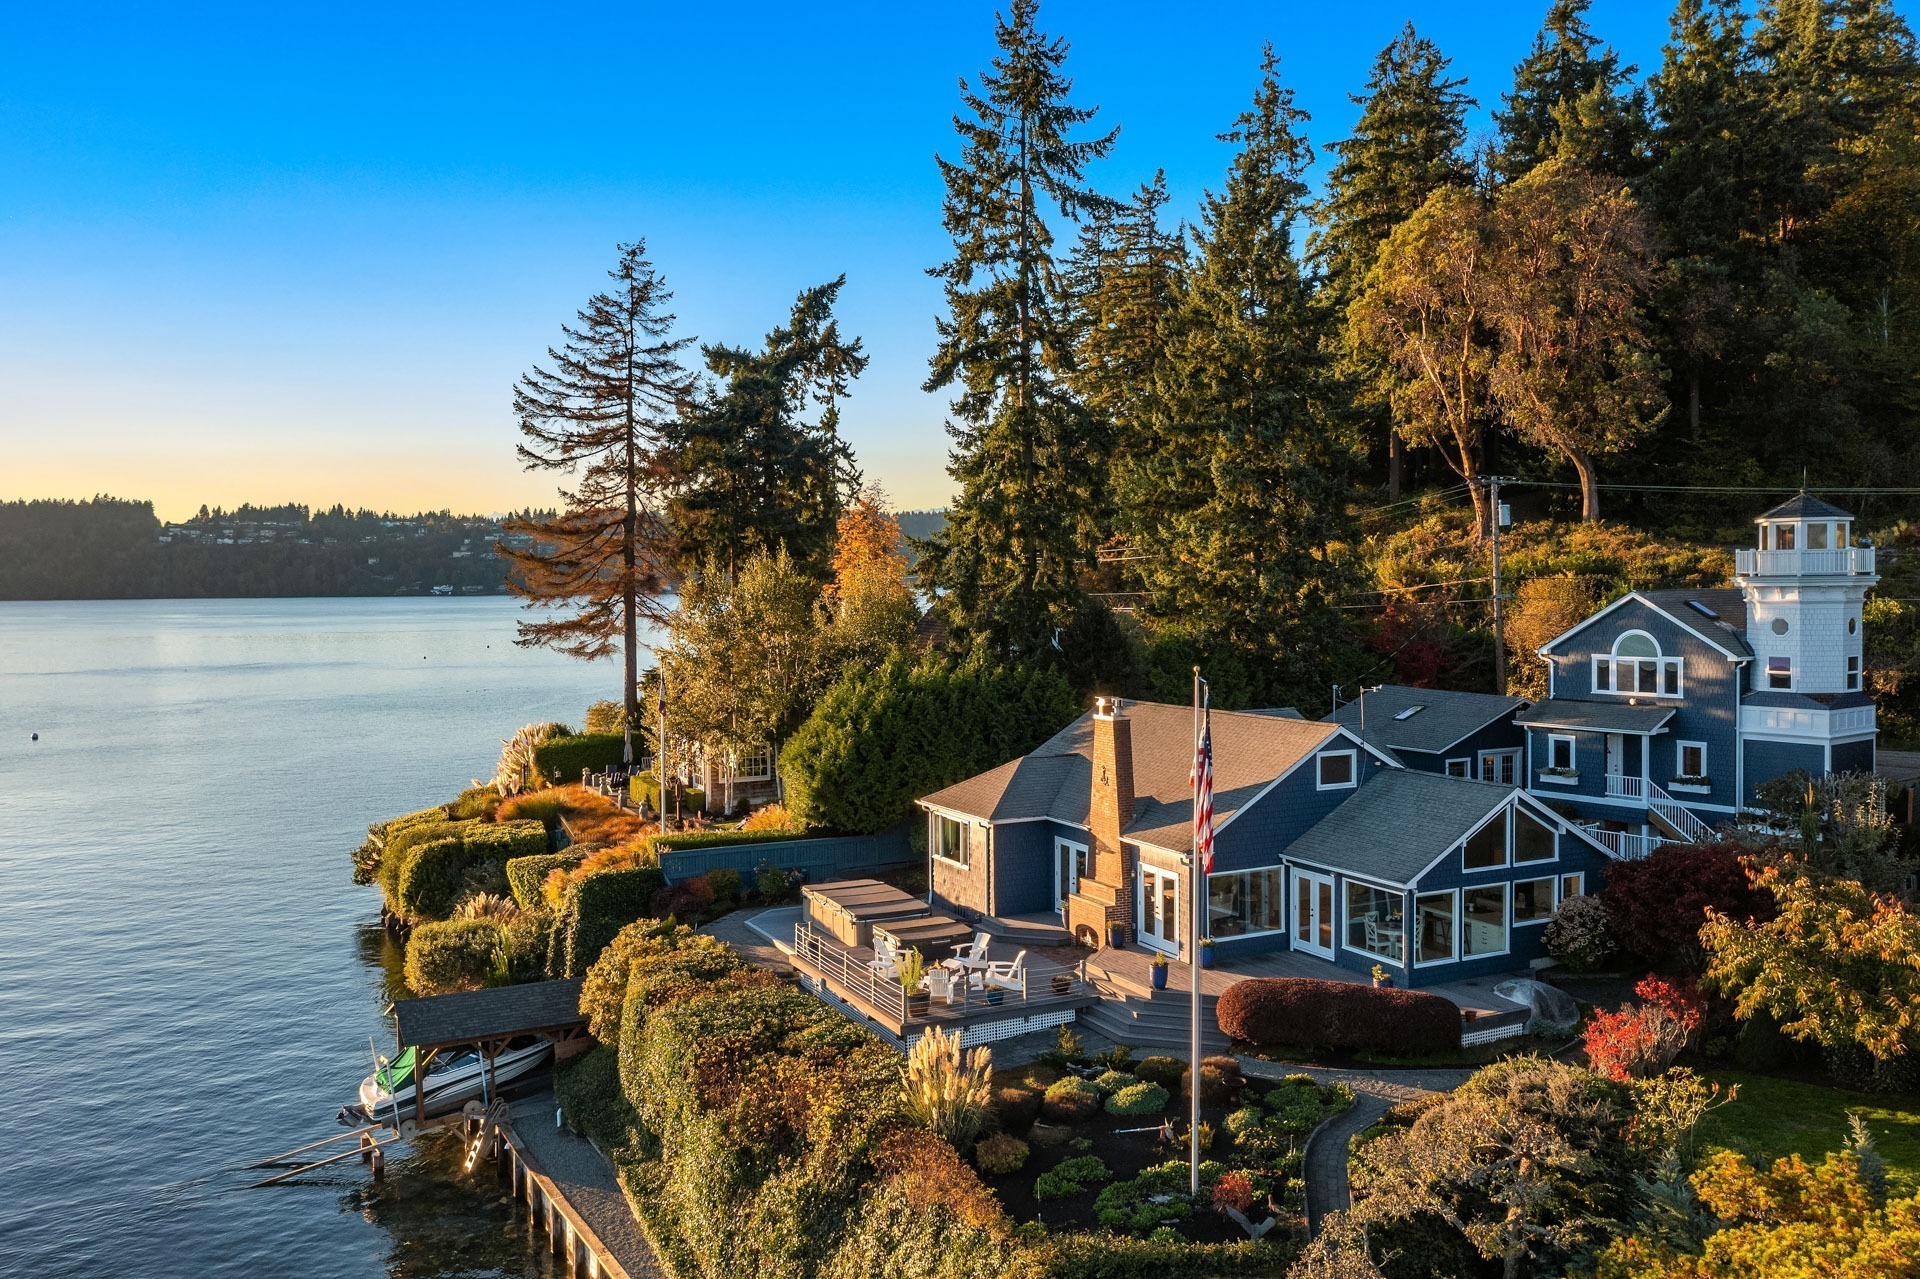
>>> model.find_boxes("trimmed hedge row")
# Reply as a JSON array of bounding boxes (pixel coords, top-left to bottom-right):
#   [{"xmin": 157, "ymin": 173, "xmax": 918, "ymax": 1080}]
[
  {"xmin": 532, "ymin": 732, "xmax": 630, "ymax": 784},
  {"xmin": 506, "ymin": 851, "xmax": 584, "ymax": 910},
  {"xmin": 651, "ymin": 828, "xmax": 807, "ymax": 854},
  {"xmin": 465, "ymin": 819, "xmax": 548, "ymax": 861},
  {"xmin": 404, "ymin": 919, "xmax": 501, "ymax": 994},
  {"xmin": 628, "ymin": 771, "xmax": 705, "ymax": 814},
  {"xmin": 397, "ymin": 836, "xmax": 469, "ymax": 919},
  {"xmin": 556, "ymin": 865, "xmax": 666, "ymax": 977},
  {"xmin": 1215, "ymin": 977, "xmax": 1462, "ymax": 1056}
]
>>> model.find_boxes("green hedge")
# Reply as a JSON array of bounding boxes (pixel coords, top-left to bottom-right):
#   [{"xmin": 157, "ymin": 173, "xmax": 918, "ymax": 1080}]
[
  {"xmin": 628, "ymin": 771, "xmax": 705, "ymax": 814},
  {"xmin": 404, "ymin": 919, "xmax": 501, "ymax": 995},
  {"xmin": 506, "ymin": 851, "xmax": 585, "ymax": 910},
  {"xmin": 780, "ymin": 654, "xmax": 1077, "ymax": 833},
  {"xmin": 533, "ymin": 732, "xmax": 630, "ymax": 783},
  {"xmin": 554, "ymin": 1046, "xmax": 641, "ymax": 1156},
  {"xmin": 375, "ymin": 818, "xmax": 473, "ymax": 901},
  {"xmin": 396, "ymin": 836, "xmax": 468, "ymax": 920},
  {"xmin": 652, "ymin": 829, "xmax": 807, "ymax": 854},
  {"xmin": 466, "ymin": 819, "xmax": 549, "ymax": 862},
  {"xmin": 557, "ymin": 866, "xmax": 666, "ymax": 977}
]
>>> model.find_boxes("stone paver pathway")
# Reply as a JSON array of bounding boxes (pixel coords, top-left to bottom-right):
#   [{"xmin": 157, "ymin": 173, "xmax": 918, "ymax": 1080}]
[{"xmin": 1239, "ymin": 1058, "xmax": 1472, "ymax": 1237}]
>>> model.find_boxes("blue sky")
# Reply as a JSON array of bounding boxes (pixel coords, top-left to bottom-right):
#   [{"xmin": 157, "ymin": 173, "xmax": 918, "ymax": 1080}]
[{"xmin": 1, "ymin": 1, "xmax": 1688, "ymax": 520}]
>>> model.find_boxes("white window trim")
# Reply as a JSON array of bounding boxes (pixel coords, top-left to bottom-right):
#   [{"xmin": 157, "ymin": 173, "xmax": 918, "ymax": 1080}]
[
  {"xmin": 1460, "ymin": 881, "xmax": 1512, "ymax": 960},
  {"xmin": 1055, "ymin": 837, "xmax": 1088, "ymax": 903},
  {"xmin": 1675, "ymin": 740, "xmax": 1708, "ymax": 780},
  {"xmin": 1545, "ymin": 733, "xmax": 1578, "ymax": 776},
  {"xmin": 1445, "ymin": 757, "xmax": 1472, "ymax": 779},
  {"xmin": 1766, "ymin": 656, "xmax": 1794, "ymax": 691},
  {"xmin": 1413, "ymin": 887, "xmax": 1460, "ymax": 968},
  {"xmin": 1339, "ymin": 878, "xmax": 1408, "ymax": 968},
  {"xmin": 1512, "ymin": 807, "xmax": 1559, "ymax": 865},
  {"xmin": 1138, "ymin": 862, "xmax": 1182, "ymax": 955},
  {"xmin": 1591, "ymin": 630, "xmax": 1684, "ymax": 700},
  {"xmin": 1847, "ymin": 655, "xmax": 1862, "ymax": 691},
  {"xmin": 1206, "ymin": 866, "xmax": 1287, "ymax": 940},
  {"xmin": 1478, "ymin": 748, "xmax": 1521, "ymax": 786},
  {"xmin": 1512, "ymin": 875, "xmax": 1558, "ymax": 926},
  {"xmin": 1560, "ymin": 872, "xmax": 1585, "ymax": 900},
  {"xmin": 1461, "ymin": 809, "xmax": 1510, "ymax": 873},
  {"xmin": 931, "ymin": 813, "xmax": 973, "ymax": 870},
  {"xmin": 1316, "ymin": 749, "xmax": 1359, "ymax": 791}
]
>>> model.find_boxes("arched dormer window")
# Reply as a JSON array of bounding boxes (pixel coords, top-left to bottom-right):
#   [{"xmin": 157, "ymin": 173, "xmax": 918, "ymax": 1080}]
[{"xmin": 1592, "ymin": 630, "xmax": 1682, "ymax": 697}]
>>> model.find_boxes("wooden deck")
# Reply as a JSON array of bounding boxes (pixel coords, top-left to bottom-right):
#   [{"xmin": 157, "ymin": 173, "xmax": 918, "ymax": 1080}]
[{"xmin": 781, "ymin": 917, "xmax": 1095, "ymax": 1048}]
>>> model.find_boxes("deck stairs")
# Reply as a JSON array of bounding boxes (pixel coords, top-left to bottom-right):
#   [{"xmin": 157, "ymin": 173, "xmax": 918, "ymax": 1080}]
[{"xmin": 1078, "ymin": 961, "xmax": 1233, "ymax": 1054}]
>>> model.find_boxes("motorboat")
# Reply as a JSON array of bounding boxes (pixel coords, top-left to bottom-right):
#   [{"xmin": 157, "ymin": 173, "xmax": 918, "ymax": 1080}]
[{"xmin": 344, "ymin": 1037, "xmax": 552, "ymax": 1126}]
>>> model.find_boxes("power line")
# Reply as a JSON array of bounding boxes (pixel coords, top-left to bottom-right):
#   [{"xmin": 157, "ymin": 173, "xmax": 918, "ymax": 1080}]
[{"xmin": 1502, "ymin": 481, "xmax": 1920, "ymax": 496}]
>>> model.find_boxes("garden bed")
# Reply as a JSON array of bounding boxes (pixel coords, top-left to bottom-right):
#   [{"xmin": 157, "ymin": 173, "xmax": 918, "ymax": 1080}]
[{"xmin": 976, "ymin": 1047, "xmax": 1351, "ymax": 1247}]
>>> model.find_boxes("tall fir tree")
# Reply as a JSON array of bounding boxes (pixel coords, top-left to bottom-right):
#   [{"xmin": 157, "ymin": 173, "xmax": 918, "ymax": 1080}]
[
  {"xmin": 1311, "ymin": 23, "xmax": 1475, "ymax": 499},
  {"xmin": 1494, "ymin": 0, "xmax": 1646, "ymax": 181},
  {"xmin": 919, "ymin": 0, "xmax": 1118, "ymax": 663},
  {"xmin": 501, "ymin": 241, "xmax": 695, "ymax": 723},
  {"xmin": 667, "ymin": 277, "xmax": 866, "ymax": 581},
  {"xmin": 1123, "ymin": 48, "xmax": 1366, "ymax": 709}
]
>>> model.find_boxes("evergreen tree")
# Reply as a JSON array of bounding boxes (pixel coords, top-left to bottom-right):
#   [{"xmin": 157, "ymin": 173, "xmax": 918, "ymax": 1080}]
[
  {"xmin": 502, "ymin": 241, "xmax": 695, "ymax": 723},
  {"xmin": 1067, "ymin": 171, "xmax": 1185, "ymax": 458},
  {"xmin": 1311, "ymin": 23, "xmax": 1475, "ymax": 499},
  {"xmin": 1494, "ymin": 0, "xmax": 1646, "ymax": 181},
  {"xmin": 919, "ymin": 0, "xmax": 1118, "ymax": 663},
  {"xmin": 667, "ymin": 277, "xmax": 866, "ymax": 580},
  {"xmin": 1122, "ymin": 48, "xmax": 1366, "ymax": 709}
]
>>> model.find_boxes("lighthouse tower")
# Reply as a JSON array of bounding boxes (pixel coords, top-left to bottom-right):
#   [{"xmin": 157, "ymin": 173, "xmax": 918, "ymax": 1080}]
[{"xmin": 1733, "ymin": 493, "xmax": 1879, "ymax": 788}]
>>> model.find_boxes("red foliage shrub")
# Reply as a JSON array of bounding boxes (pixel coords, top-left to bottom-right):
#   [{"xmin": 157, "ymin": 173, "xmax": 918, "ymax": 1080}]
[
  {"xmin": 1583, "ymin": 1004, "xmax": 1689, "ymax": 1081},
  {"xmin": 873, "ymin": 1127, "xmax": 1007, "ymax": 1231},
  {"xmin": 1215, "ymin": 978, "xmax": 1461, "ymax": 1056},
  {"xmin": 1633, "ymin": 974, "xmax": 1705, "ymax": 1035},
  {"xmin": 1212, "ymin": 1168, "xmax": 1256, "ymax": 1216},
  {"xmin": 1599, "ymin": 841, "xmax": 1772, "ymax": 970},
  {"xmin": 651, "ymin": 874, "xmax": 717, "ymax": 920},
  {"xmin": 989, "ymin": 1083, "xmax": 1042, "ymax": 1134}
]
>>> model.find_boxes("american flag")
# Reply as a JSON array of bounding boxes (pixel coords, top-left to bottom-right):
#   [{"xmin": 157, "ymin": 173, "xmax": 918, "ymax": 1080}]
[{"xmin": 1192, "ymin": 694, "xmax": 1216, "ymax": 875}]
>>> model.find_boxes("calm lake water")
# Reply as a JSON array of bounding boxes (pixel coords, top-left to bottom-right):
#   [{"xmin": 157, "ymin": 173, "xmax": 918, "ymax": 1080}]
[{"xmin": 0, "ymin": 598, "xmax": 628, "ymax": 1278}]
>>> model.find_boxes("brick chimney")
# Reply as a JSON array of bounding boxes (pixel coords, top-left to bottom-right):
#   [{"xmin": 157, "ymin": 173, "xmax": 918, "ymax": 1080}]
[{"xmin": 1069, "ymin": 697, "xmax": 1135, "ymax": 948}]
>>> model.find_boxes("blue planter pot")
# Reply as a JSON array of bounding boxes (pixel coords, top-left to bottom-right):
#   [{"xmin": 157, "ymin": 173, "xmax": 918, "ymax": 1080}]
[
  {"xmin": 1199, "ymin": 948, "xmax": 1215, "ymax": 970},
  {"xmin": 1150, "ymin": 964, "xmax": 1169, "ymax": 990}
]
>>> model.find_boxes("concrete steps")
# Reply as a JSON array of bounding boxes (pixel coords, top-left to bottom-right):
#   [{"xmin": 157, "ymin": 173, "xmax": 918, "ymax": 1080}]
[{"xmin": 1077, "ymin": 973, "xmax": 1232, "ymax": 1053}]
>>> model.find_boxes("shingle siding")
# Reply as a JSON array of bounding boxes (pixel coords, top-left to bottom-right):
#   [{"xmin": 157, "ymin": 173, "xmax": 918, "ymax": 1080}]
[
  {"xmin": 1832, "ymin": 737, "xmax": 1876, "ymax": 775},
  {"xmin": 1401, "ymin": 718, "xmax": 1527, "ymax": 778},
  {"xmin": 1741, "ymin": 737, "xmax": 1830, "ymax": 804},
  {"xmin": 989, "ymin": 821, "xmax": 1056, "ymax": 917}
]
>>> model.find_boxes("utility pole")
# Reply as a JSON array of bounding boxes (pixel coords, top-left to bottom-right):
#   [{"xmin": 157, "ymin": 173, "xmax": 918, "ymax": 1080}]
[{"xmin": 1488, "ymin": 476, "xmax": 1508, "ymax": 696}]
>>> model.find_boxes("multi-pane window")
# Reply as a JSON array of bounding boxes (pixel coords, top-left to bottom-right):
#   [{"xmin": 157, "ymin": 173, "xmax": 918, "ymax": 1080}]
[
  {"xmin": 933, "ymin": 814, "xmax": 970, "ymax": 868},
  {"xmin": 1847, "ymin": 656, "xmax": 1861, "ymax": 691},
  {"xmin": 1208, "ymin": 868, "xmax": 1284, "ymax": 936},
  {"xmin": 1513, "ymin": 876, "xmax": 1557, "ymax": 923},
  {"xmin": 1344, "ymin": 882, "xmax": 1403, "ymax": 960},
  {"xmin": 1767, "ymin": 657, "xmax": 1792, "ymax": 690},
  {"xmin": 1478, "ymin": 750, "xmax": 1519, "ymax": 785},
  {"xmin": 1445, "ymin": 758, "xmax": 1471, "ymax": 779},
  {"xmin": 1594, "ymin": 632, "xmax": 1682, "ymax": 697}
]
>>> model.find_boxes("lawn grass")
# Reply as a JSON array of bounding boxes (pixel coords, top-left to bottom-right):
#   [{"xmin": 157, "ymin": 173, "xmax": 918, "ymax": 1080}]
[{"xmin": 1697, "ymin": 1069, "xmax": 1920, "ymax": 1195}]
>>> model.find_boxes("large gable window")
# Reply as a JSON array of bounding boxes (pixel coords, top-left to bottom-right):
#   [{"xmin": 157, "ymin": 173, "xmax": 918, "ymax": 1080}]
[
  {"xmin": 1209, "ymin": 867, "xmax": 1283, "ymax": 937},
  {"xmin": 1463, "ymin": 811, "xmax": 1508, "ymax": 870},
  {"xmin": 1514, "ymin": 809, "xmax": 1556, "ymax": 863},
  {"xmin": 1344, "ymin": 882, "xmax": 1404, "ymax": 961},
  {"xmin": 932, "ymin": 813, "xmax": 970, "ymax": 868},
  {"xmin": 1593, "ymin": 631, "xmax": 1682, "ymax": 697}
]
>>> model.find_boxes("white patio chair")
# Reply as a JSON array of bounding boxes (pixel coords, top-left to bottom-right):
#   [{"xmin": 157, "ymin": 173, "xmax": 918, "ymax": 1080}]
[
  {"xmin": 948, "ymin": 931, "xmax": 990, "ymax": 963},
  {"xmin": 867, "ymin": 935, "xmax": 900, "ymax": 979},
  {"xmin": 975, "ymin": 949, "xmax": 1028, "ymax": 994},
  {"xmin": 924, "ymin": 968, "xmax": 959, "ymax": 1004}
]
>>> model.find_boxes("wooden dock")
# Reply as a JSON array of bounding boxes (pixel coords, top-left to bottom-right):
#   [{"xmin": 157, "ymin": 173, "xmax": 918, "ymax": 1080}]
[{"xmin": 492, "ymin": 1091, "xmax": 661, "ymax": 1278}]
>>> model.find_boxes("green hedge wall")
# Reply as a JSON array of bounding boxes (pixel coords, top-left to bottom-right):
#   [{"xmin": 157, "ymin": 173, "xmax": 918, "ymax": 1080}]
[
  {"xmin": 780, "ymin": 655, "xmax": 1076, "ymax": 834},
  {"xmin": 533, "ymin": 733, "xmax": 630, "ymax": 783},
  {"xmin": 404, "ymin": 919, "xmax": 501, "ymax": 995},
  {"xmin": 558, "ymin": 866, "xmax": 666, "ymax": 977},
  {"xmin": 375, "ymin": 818, "xmax": 473, "ymax": 902},
  {"xmin": 466, "ymin": 819, "xmax": 549, "ymax": 862},
  {"xmin": 629, "ymin": 772, "xmax": 705, "ymax": 814},
  {"xmin": 397, "ymin": 836, "xmax": 468, "ymax": 920},
  {"xmin": 652, "ymin": 829, "xmax": 806, "ymax": 854},
  {"xmin": 506, "ymin": 851, "xmax": 585, "ymax": 910}
]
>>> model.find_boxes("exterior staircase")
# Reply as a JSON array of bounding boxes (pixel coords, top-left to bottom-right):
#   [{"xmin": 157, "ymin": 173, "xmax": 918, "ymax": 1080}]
[
  {"xmin": 1077, "ymin": 960, "xmax": 1233, "ymax": 1054},
  {"xmin": 1581, "ymin": 778, "xmax": 1716, "ymax": 858},
  {"xmin": 1645, "ymin": 780, "xmax": 1716, "ymax": 843}
]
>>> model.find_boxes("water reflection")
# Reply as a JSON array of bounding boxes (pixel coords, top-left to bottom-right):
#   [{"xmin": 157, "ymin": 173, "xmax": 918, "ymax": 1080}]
[{"xmin": 342, "ymin": 1129, "xmax": 559, "ymax": 1279}]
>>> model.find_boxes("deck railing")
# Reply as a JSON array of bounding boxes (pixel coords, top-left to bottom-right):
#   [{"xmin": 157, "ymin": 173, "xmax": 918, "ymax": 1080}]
[
  {"xmin": 1735, "ymin": 546, "xmax": 1874, "ymax": 577},
  {"xmin": 1581, "ymin": 825, "xmax": 1667, "ymax": 860},
  {"xmin": 1605, "ymin": 775, "xmax": 1646, "ymax": 801},
  {"xmin": 793, "ymin": 922, "xmax": 909, "ymax": 1022},
  {"xmin": 1646, "ymin": 779, "xmax": 1715, "ymax": 843},
  {"xmin": 791, "ymin": 922, "xmax": 1089, "ymax": 1024}
]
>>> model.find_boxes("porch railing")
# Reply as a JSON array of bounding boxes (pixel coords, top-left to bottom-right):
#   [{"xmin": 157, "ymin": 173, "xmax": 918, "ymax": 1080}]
[
  {"xmin": 1646, "ymin": 779, "xmax": 1715, "ymax": 844},
  {"xmin": 1581, "ymin": 825, "xmax": 1667, "ymax": 860},
  {"xmin": 791, "ymin": 922, "xmax": 1090, "ymax": 1023},
  {"xmin": 794, "ymin": 922, "xmax": 908, "ymax": 1022},
  {"xmin": 1735, "ymin": 546, "xmax": 1874, "ymax": 577},
  {"xmin": 1605, "ymin": 775, "xmax": 1646, "ymax": 801}
]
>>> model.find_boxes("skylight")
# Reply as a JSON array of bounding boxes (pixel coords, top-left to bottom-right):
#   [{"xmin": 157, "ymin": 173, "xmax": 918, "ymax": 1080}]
[
  {"xmin": 1686, "ymin": 599, "xmax": 1719, "ymax": 619},
  {"xmin": 1393, "ymin": 705, "xmax": 1425, "ymax": 721}
]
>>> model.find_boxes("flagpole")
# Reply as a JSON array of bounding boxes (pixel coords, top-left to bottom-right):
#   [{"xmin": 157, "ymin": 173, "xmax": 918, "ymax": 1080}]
[{"xmin": 1189, "ymin": 666, "xmax": 1203, "ymax": 1196}]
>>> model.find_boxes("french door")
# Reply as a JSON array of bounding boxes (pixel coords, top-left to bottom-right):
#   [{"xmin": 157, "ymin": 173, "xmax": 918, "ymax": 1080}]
[
  {"xmin": 1292, "ymin": 869, "xmax": 1335, "ymax": 960},
  {"xmin": 1055, "ymin": 839, "xmax": 1089, "ymax": 917},
  {"xmin": 1138, "ymin": 864, "xmax": 1180, "ymax": 954}
]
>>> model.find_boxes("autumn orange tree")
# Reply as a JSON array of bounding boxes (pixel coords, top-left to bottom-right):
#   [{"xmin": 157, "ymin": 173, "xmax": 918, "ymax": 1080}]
[{"xmin": 824, "ymin": 486, "xmax": 919, "ymax": 669}]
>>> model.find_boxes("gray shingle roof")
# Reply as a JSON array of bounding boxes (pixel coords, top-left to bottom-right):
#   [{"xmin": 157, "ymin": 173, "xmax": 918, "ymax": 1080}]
[
  {"xmin": 1759, "ymin": 492, "xmax": 1854, "ymax": 522},
  {"xmin": 919, "ymin": 700, "xmax": 1346, "ymax": 846},
  {"xmin": 393, "ymin": 978, "xmax": 586, "ymax": 1050},
  {"xmin": 1742, "ymin": 689, "xmax": 1876, "ymax": 711},
  {"xmin": 1638, "ymin": 588, "xmax": 1753, "ymax": 658},
  {"xmin": 1515, "ymin": 700, "xmax": 1678, "ymax": 733},
  {"xmin": 1324, "ymin": 684, "xmax": 1527, "ymax": 755},
  {"xmin": 1284, "ymin": 770, "xmax": 1514, "ymax": 886}
]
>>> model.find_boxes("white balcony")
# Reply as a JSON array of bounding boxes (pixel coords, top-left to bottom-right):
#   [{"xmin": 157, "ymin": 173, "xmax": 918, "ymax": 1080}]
[
  {"xmin": 1604, "ymin": 775, "xmax": 1646, "ymax": 801},
  {"xmin": 1734, "ymin": 546, "xmax": 1875, "ymax": 577}
]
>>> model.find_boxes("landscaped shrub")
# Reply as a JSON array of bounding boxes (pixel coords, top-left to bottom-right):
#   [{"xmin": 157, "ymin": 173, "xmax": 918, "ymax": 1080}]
[
  {"xmin": 375, "ymin": 818, "xmax": 472, "ymax": 901},
  {"xmin": 1544, "ymin": 893, "xmax": 1616, "ymax": 971},
  {"xmin": 628, "ymin": 771, "xmax": 707, "ymax": 815},
  {"xmin": 1180, "ymin": 1055, "xmax": 1246, "ymax": 1104},
  {"xmin": 1134, "ymin": 1055, "xmax": 1185, "ymax": 1089},
  {"xmin": 464, "ymin": 818, "xmax": 549, "ymax": 863},
  {"xmin": 1041, "ymin": 1076, "xmax": 1102, "ymax": 1123},
  {"xmin": 532, "ymin": 732, "xmax": 629, "ymax": 784},
  {"xmin": 381, "ymin": 806, "xmax": 451, "ymax": 836},
  {"xmin": 989, "ymin": 1084, "xmax": 1042, "ymax": 1134},
  {"xmin": 1216, "ymin": 977, "xmax": 1462, "ymax": 1056},
  {"xmin": 973, "ymin": 1132, "xmax": 1029, "ymax": 1175},
  {"xmin": 1092, "ymin": 1069, "xmax": 1138, "ymax": 1095},
  {"xmin": 498, "ymin": 908, "xmax": 553, "ymax": 982},
  {"xmin": 448, "ymin": 784, "xmax": 503, "ymax": 822},
  {"xmin": 739, "ymin": 802, "xmax": 799, "ymax": 832},
  {"xmin": 903, "ymin": 1026, "xmax": 994, "ymax": 1151},
  {"xmin": 557, "ymin": 865, "xmax": 667, "ymax": 976},
  {"xmin": 1225, "ymin": 1107, "xmax": 1265, "ymax": 1139},
  {"xmin": 397, "ymin": 835, "xmax": 469, "ymax": 920},
  {"xmin": 1104, "ymin": 1082, "xmax": 1169, "ymax": 1116},
  {"xmin": 1600, "ymin": 840, "xmax": 1772, "ymax": 969},
  {"xmin": 495, "ymin": 788, "xmax": 571, "ymax": 827},
  {"xmin": 1034, "ymin": 1154, "xmax": 1111, "ymax": 1200},
  {"xmin": 1584, "ymin": 1004, "xmax": 1691, "ymax": 1081},
  {"xmin": 705, "ymin": 867, "xmax": 741, "ymax": 902},
  {"xmin": 505, "ymin": 851, "xmax": 585, "ymax": 910},
  {"xmin": 404, "ymin": 919, "xmax": 501, "ymax": 994},
  {"xmin": 1092, "ymin": 1159, "xmax": 1229, "ymax": 1234},
  {"xmin": 650, "ymin": 874, "xmax": 717, "ymax": 921},
  {"xmin": 653, "ymin": 828, "xmax": 807, "ymax": 854},
  {"xmin": 554, "ymin": 1044, "xmax": 641, "ymax": 1156}
]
